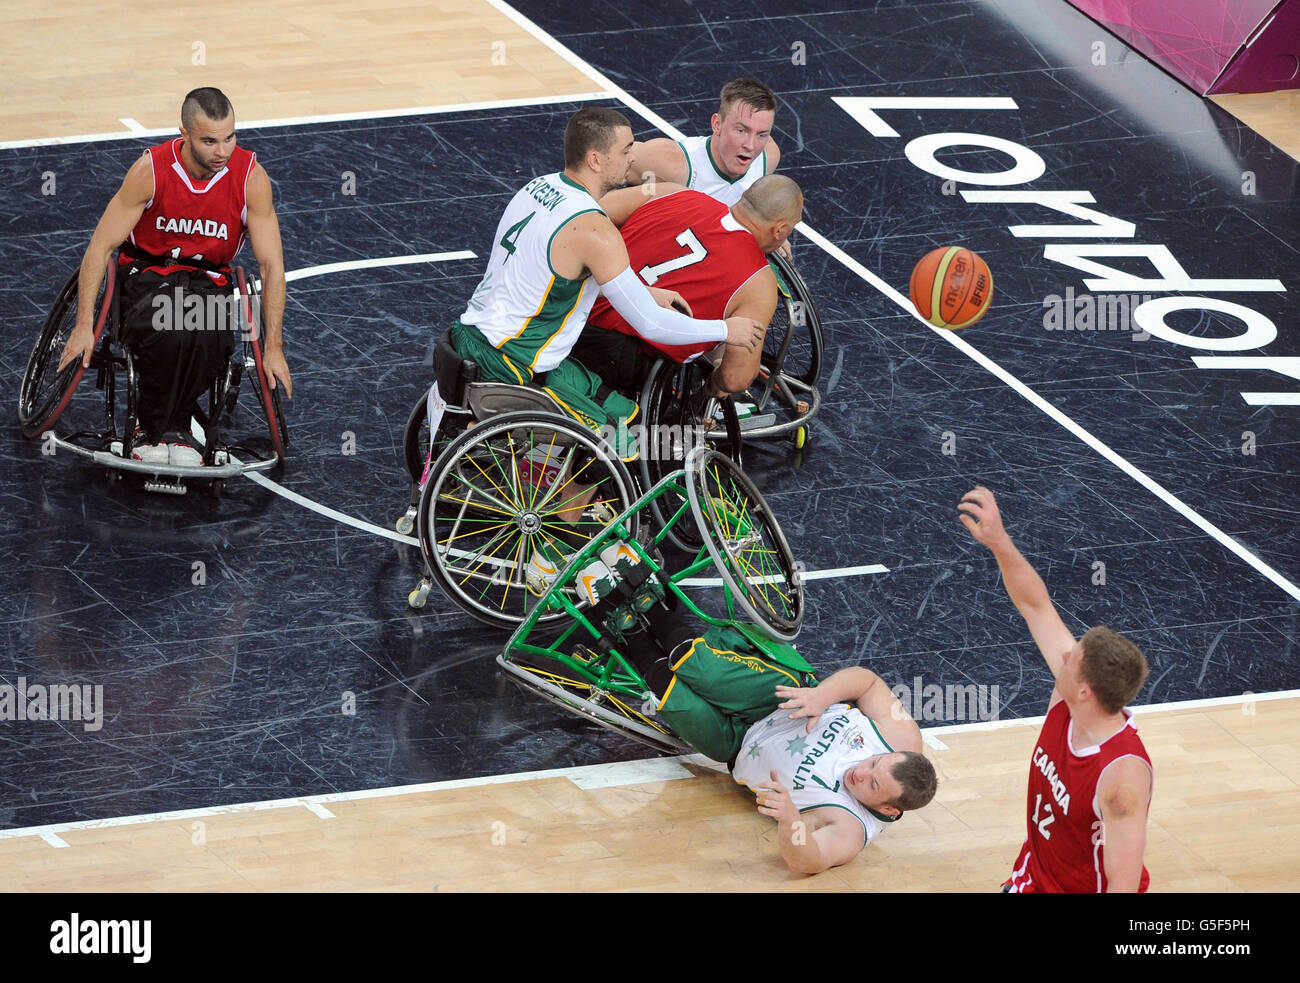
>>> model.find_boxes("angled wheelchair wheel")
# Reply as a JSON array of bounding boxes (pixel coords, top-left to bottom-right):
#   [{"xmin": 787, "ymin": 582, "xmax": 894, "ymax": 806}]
[
  {"xmin": 686, "ymin": 448, "xmax": 803, "ymax": 641},
  {"xmin": 19, "ymin": 262, "xmax": 116, "ymax": 438},
  {"xmin": 497, "ymin": 652, "xmax": 691, "ymax": 755},
  {"xmin": 765, "ymin": 253, "xmax": 824, "ymax": 389},
  {"xmin": 403, "ymin": 391, "xmax": 430, "ymax": 485},
  {"xmin": 236, "ymin": 268, "xmax": 288, "ymax": 461},
  {"xmin": 638, "ymin": 358, "xmax": 742, "ymax": 554},
  {"xmin": 418, "ymin": 411, "xmax": 639, "ymax": 629}
]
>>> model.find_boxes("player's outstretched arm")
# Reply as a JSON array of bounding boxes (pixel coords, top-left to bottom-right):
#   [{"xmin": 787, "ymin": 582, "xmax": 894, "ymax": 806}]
[
  {"xmin": 627, "ymin": 138, "xmax": 688, "ymax": 188},
  {"xmin": 598, "ymin": 182, "xmax": 687, "ymax": 227},
  {"xmin": 958, "ymin": 486, "xmax": 1075, "ymax": 688},
  {"xmin": 756, "ymin": 770, "xmax": 865, "ymax": 874},
  {"xmin": 1098, "ymin": 756, "xmax": 1152, "ymax": 892},
  {"xmin": 245, "ymin": 164, "xmax": 291, "ymax": 397},
  {"xmin": 59, "ymin": 155, "xmax": 153, "ymax": 371},
  {"xmin": 556, "ymin": 212, "xmax": 763, "ymax": 351}
]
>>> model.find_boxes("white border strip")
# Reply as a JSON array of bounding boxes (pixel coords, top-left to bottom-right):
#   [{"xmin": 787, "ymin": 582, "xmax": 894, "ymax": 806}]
[
  {"xmin": 285, "ymin": 251, "xmax": 476, "ymax": 283},
  {"xmin": 1, "ymin": 690, "xmax": 1293, "ymax": 845},
  {"xmin": 484, "ymin": 0, "xmax": 1300, "ymax": 606},
  {"xmin": 0, "ymin": 92, "xmax": 610, "ymax": 151}
]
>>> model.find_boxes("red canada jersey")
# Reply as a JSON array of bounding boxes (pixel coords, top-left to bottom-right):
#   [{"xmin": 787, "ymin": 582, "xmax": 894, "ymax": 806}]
[
  {"xmin": 120, "ymin": 138, "xmax": 256, "ymax": 283},
  {"xmin": 587, "ymin": 189, "xmax": 769, "ymax": 362},
  {"xmin": 1006, "ymin": 700, "xmax": 1152, "ymax": 893}
]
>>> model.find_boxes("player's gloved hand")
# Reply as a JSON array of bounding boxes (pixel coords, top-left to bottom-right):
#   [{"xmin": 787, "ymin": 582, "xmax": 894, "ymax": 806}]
[
  {"xmin": 724, "ymin": 316, "xmax": 764, "ymax": 352},
  {"xmin": 957, "ymin": 485, "xmax": 1009, "ymax": 548},
  {"xmin": 649, "ymin": 287, "xmax": 692, "ymax": 316},
  {"xmin": 776, "ymin": 684, "xmax": 836, "ymax": 734},
  {"xmin": 756, "ymin": 769, "xmax": 799, "ymax": 824}
]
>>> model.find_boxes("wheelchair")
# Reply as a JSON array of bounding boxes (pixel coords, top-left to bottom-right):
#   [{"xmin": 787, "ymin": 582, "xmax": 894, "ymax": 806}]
[
  {"xmin": 398, "ymin": 329, "xmax": 745, "ymax": 627},
  {"xmin": 17, "ymin": 258, "xmax": 288, "ymax": 494},
  {"xmin": 726, "ymin": 251, "xmax": 825, "ymax": 450},
  {"xmin": 496, "ymin": 446, "xmax": 809, "ymax": 754}
]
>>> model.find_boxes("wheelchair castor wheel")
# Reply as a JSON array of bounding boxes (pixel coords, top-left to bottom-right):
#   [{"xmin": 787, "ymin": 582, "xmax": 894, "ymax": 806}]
[
  {"xmin": 395, "ymin": 507, "xmax": 417, "ymax": 535},
  {"xmin": 792, "ymin": 425, "xmax": 807, "ymax": 449},
  {"xmin": 408, "ymin": 578, "xmax": 432, "ymax": 609}
]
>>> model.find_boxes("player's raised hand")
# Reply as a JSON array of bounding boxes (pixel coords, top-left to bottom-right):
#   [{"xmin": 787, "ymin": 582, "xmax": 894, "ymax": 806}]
[
  {"xmin": 776, "ymin": 684, "xmax": 833, "ymax": 734},
  {"xmin": 724, "ymin": 316, "xmax": 764, "ymax": 351},
  {"xmin": 958, "ymin": 485, "xmax": 1009, "ymax": 547},
  {"xmin": 649, "ymin": 286, "xmax": 692, "ymax": 316},
  {"xmin": 757, "ymin": 770, "xmax": 798, "ymax": 824}
]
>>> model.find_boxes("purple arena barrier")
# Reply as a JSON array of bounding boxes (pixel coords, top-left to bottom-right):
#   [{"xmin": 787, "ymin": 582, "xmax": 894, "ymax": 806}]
[{"xmin": 1065, "ymin": 0, "xmax": 1300, "ymax": 93}]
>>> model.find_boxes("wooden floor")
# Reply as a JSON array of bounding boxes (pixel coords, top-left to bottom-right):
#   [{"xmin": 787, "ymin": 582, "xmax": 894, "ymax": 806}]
[
  {"xmin": 4, "ymin": 0, "xmax": 1297, "ymax": 891},
  {"xmin": 1, "ymin": 697, "xmax": 1295, "ymax": 891}
]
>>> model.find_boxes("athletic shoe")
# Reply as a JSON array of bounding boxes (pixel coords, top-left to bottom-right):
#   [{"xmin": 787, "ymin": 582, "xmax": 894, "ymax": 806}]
[
  {"xmin": 166, "ymin": 431, "xmax": 203, "ymax": 467},
  {"xmin": 525, "ymin": 541, "xmax": 569, "ymax": 596},
  {"xmin": 129, "ymin": 428, "xmax": 169, "ymax": 465},
  {"xmin": 599, "ymin": 540, "xmax": 663, "ymax": 614},
  {"xmin": 575, "ymin": 557, "xmax": 619, "ymax": 607}
]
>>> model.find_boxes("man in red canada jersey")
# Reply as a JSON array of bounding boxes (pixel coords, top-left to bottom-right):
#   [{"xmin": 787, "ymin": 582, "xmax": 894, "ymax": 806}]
[
  {"xmin": 571, "ymin": 174, "xmax": 801, "ymax": 398},
  {"xmin": 60, "ymin": 87, "xmax": 290, "ymax": 466},
  {"xmin": 958, "ymin": 486, "xmax": 1153, "ymax": 893}
]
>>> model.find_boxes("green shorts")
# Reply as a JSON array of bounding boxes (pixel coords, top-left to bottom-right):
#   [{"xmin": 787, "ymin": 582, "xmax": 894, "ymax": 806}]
[
  {"xmin": 656, "ymin": 625, "xmax": 817, "ymax": 764},
  {"xmin": 450, "ymin": 321, "xmax": 639, "ymax": 460}
]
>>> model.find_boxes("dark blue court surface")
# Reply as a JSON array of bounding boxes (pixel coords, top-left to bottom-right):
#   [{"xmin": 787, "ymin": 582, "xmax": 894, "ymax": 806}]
[{"xmin": 1, "ymin": 0, "xmax": 1296, "ymax": 830}]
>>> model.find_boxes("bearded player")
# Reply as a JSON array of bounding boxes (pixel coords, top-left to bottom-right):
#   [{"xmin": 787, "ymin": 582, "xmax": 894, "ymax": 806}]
[
  {"xmin": 60, "ymin": 87, "xmax": 290, "ymax": 466},
  {"xmin": 958, "ymin": 486, "xmax": 1153, "ymax": 893},
  {"xmin": 571, "ymin": 175, "xmax": 802, "ymax": 398}
]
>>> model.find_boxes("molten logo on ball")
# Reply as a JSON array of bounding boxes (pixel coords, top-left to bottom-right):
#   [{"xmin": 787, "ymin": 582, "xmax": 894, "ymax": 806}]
[{"xmin": 910, "ymin": 246, "xmax": 994, "ymax": 330}]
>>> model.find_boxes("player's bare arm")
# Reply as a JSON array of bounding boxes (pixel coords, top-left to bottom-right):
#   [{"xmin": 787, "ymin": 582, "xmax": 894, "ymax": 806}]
[
  {"xmin": 627, "ymin": 138, "xmax": 688, "ymax": 187},
  {"xmin": 59, "ymin": 155, "xmax": 154, "ymax": 371},
  {"xmin": 713, "ymin": 265, "xmax": 778, "ymax": 394},
  {"xmin": 958, "ymin": 486, "xmax": 1076, "ymax": 701},
  {"xmin": 598, "ymin": 182, "xmax": 688, "ymax": 227},
  {"xmin": 757, "ymin": 769, "xmax": 864, "ymax": 874},
  {"xmin": 1097, "ymin": 755, "xmax": 1152, "ymax": 892},
  {"xmin": 552, "ymin": 211, "xmax": 763, "ymax": 351},
  {"xmin": 777, "ymin": 667, "xmax": 922, "ymax": 753},
  {"xmin": 244, "ymin": 163, "xmax": 291, "ymax": 397}
]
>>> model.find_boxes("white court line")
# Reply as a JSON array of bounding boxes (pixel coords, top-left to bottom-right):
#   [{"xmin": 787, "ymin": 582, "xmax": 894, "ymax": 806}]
[
  {"xmin": 0, "ymin": 92, "xmax": 611, "ymax": 151},
  {"xmin": 285, "ymin": 251, "xmax": 476, "ymax": 283},
  {"xmin": 4, "ymin": 690, "xmax": 1294, "ymax": 846},
  {"xmin": 486, "ymin": 0, "xmax": 1300, "ymax": 607}
]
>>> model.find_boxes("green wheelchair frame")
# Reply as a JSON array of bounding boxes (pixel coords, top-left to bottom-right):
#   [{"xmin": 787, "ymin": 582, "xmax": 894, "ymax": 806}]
[{"xmin": 496, "ymin": 447, "xmax": 810, "ymax": 754}]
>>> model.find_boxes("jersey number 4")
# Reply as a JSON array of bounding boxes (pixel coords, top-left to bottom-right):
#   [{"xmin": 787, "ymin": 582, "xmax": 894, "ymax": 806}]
[
  {"xmin": 639, "ymin": 229, "xmax": 708, "ymax": 285},
  {"xmin": 499, "ymin": 213, "xmax": 535, "ymax": 261}
]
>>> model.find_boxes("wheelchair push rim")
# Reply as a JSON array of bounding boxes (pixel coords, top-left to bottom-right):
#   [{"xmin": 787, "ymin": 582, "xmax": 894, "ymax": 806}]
[
  {"xmin": 19, "ymin": 261, "xmax": 116, "ymax": 438},
  {"xmin": 685, "ymin": 448, "xmax": 804, "ymax": 641},
  {"xmin": 235, "ymin": 268, "xmax": 288, "ymax": 461},
  {"xmin": 417, "ymin": 410, "xmax": 639, "ymax": 629}
]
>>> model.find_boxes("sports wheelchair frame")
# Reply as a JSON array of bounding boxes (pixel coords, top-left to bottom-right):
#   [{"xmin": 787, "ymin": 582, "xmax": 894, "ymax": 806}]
[
  {"xmin": 496, "ymin": 447, "xmax": 808, "ymax": 754},
  {"xmin": 18, "ymin": 259, "xmax": 288, "ymax": 494}
]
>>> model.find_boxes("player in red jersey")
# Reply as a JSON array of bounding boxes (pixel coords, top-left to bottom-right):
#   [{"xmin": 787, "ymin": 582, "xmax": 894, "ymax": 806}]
[
  {"xmin": 59, "ymin": 87, "xmax": 290, "ymax": 466},
  {"xmin": 958, "ymin": 486, "xmax": 1153, "ymax": 893},
  {"xmin": 572, "ymin": 175, "xmax": 802, "ymax": 398}
]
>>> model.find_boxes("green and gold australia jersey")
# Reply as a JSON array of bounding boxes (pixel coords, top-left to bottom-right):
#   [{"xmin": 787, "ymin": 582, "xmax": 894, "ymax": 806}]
[{"xmin": 459, "ymin": 172, "xmax": 604, "ymax": 374}]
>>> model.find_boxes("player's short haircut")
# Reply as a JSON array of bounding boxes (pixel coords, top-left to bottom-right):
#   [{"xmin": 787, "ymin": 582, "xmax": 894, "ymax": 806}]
[
  {"xmin": 1079, "ymin": 626, "xmax": 1149, "ymax": 713},
  {"xmin": 888, "ymin": 751, "xmax": 938, "ymax": 812},
  {"xmin": 738, "ymin": 174, "xmax": 803, "ymax": 224},
  {"xmin": 719, "ymin": 78, "xmax": 777, "ymax": 120},
  {"xmin": 564, "ymin": 107, "xmax": 632, "ymax": 169},
  {"xmin": 182, "ymin": 88, "xmax": 234, "ymax": 130}
]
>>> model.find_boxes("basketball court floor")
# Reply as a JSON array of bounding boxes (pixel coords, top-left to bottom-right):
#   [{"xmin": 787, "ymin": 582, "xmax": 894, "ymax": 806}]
[{"xmin": 0, "ymin": 0, "xmax": 1296, "ymax": 893}]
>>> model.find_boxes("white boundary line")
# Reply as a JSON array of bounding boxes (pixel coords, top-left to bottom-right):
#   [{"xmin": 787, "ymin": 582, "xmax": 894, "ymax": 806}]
[
  {"xmin": 484, "ymin": 0, "xmax": 1300, "ymax": 606},
  {"xmin": 0, "ymin": 92, "xmax": 611, "ymax": 150},
  {"xmin": 3, "ymin": 690, "xmax": 1293, "ymax": 845}
]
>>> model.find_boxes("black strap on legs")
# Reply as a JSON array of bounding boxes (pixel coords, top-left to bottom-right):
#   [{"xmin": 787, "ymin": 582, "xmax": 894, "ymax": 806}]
[{"xmin": 118, "ymin": 243, "xmax": 232, "ymax": 278}]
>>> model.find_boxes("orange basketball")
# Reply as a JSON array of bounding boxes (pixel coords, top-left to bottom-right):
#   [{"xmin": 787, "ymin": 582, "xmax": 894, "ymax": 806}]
[{"xmin": 909, "ymin": 246, "xmax": 993, "ymax": 330}]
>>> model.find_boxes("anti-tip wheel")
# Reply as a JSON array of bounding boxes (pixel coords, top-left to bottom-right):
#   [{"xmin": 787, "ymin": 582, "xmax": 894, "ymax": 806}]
[
  {"xmin": 395, "ymin": 510, "xmax": 416, "ymax": 535},
  {"xmin": 408, "ymin": 581, "xmax": 431, "ymax": 609}
]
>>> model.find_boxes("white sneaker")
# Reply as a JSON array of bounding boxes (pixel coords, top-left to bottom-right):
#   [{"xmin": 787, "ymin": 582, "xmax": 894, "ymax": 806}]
[
  {"xmin": 129, "ymin": 428, "xmax": 169, "ymax": 465},
  {"xmin": 525, "ymin": 542, "xmax": 569, "ymax": 596},
  {"xmin": 166, "ymin": 431, "xmax": 203, "ymax": 467}
]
